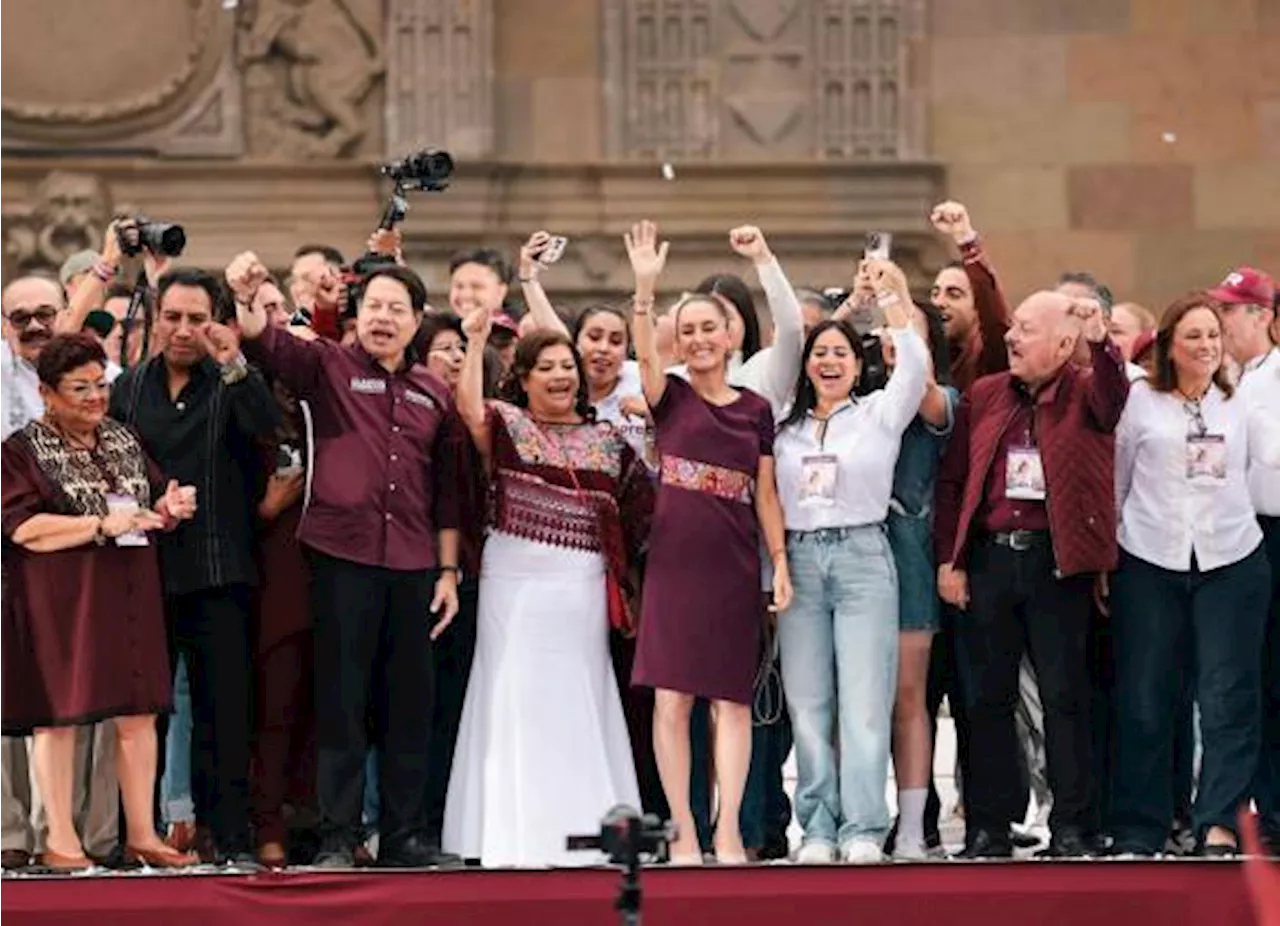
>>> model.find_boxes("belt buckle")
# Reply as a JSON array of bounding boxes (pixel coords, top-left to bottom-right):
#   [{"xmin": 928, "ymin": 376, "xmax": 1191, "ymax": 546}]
[{"xmin": 1008, "ymin": 530, "xmax": 1033, "ymax": 552}]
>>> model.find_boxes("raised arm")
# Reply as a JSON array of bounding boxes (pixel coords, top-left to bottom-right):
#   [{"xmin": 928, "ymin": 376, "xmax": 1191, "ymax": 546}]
[
  {"xmin": 57, "ymin": 220, "xmax": 124, "ymax": 335},
  {"xmin": 227, "ymin": 251, "xmax": 327, "ymax": 397},
  {"xmin": 932, "ymin": 201, "xmax": 1011, "ymax": 377},
  {"xmin": 729, "ymin": 226, "xmax": 803, "ymax": 413},
  {"xmin": 866, "ymin": 260, "xmax": 930, "ymax": 435},
  {"xmin": 457, "ymin": 306, "xmax": 494, "ymax": 460},
  {"xmin": 1070, "ymin": 300, "xmax": 1130, "ymax": 433},
  {"xmin": 625, "ymin": 221, "xmax": 671, "ymax": 409},
  {"xmin": 517, "ymin": 231, "xmax": 571, "ymax": 338}
]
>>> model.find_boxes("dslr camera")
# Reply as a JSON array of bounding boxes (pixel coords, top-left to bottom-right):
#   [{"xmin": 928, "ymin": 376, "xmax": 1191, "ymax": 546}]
[
  {"xmin": 115, "ymin": 216, "xmax": 186, "ymax": 258},
  {"xmin": 378, "ymin": 148, "xmax": 454, "ymax": 229}
]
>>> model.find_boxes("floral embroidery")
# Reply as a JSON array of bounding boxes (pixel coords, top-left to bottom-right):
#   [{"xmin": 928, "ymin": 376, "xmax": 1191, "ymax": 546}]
[
  {"xmin": 24, "ymin": 418, "xmax": 152, "ymax": 518},
  {"xmin": 491, "ymin": 401, "xmax": 623, "ymax": 477},
  {"xmin": 660, "ymin": 454, "xmax": 754, "ymax": 505}
]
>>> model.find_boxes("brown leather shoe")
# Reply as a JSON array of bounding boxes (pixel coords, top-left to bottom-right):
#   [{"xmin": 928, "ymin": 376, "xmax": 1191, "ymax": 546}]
[
  {"xmin": 40, "ymin": 850, "xmax": 93, "ymax": 872},
  {"xmin": 125, "ymin": 843, "xmax": 199, "ymax": 869},
  {"xmin": 164, "ymin": 821, "xmax": 196, "ymax": 853},
  {"xmin": 1, "ymin": 849, "xmax": 30, "ymax": 870}
]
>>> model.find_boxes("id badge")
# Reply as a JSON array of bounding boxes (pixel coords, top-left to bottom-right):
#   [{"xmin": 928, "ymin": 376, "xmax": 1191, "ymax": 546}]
[
  {"xmin": 105, "ymin": 492, "xmax": 148, "ymax": 547},
  {"xmin": 799, "ymin": 454, "xmax": 839, "ymax": 507},
  {"xmin": 1005, "ymin": 445, "xmax": 1046, "ymax": 501},
  {"xmin": 1185, "ymin": 434, "xmax": 1227, "ymax": 485}
]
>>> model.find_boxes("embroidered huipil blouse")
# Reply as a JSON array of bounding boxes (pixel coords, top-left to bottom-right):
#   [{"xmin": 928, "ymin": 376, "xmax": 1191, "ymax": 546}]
[{"xmin": 485, "ymin": 401, "xmax": 654, "ymax": 589}]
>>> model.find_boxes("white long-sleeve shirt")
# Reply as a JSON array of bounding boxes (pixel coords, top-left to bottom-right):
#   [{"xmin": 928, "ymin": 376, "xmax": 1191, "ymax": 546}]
[
  {"xmin": 1116, "ymin": 374, "xmax": 1280, "ymax": 572},
  {"xmin": 775, "ymin": 328, "xmax": 929, "ymax": 531},
  {"xmin": 1, "ymin": 341, "xmax": 43, "ymax": 440},
  {"xmin": 1235, "ymin": 347, "xmax": 1280, "ymax": 516}
]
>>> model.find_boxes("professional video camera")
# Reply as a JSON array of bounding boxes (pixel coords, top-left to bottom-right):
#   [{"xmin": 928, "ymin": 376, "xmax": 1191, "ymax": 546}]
[
  {"xmin": 377, "ymin": 148, "xmax": 454, "ymax": 230},
  {"xmin": 568, "ymin": 806, "xmax": 674, "ymax": 926},
  {"xmin": 115, "ymin": 216, "xmax": 186, "ymax": 258}
]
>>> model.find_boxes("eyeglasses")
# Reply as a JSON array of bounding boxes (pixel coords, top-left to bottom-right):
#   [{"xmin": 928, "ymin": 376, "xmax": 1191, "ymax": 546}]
[
  {"xmin": 428, "ymin": 341, "xmax": 466, "ymax": 355},
  {"xmin": 61, "ymin": 381, "xmax": 110, "ymax": 401},
  {"xmin": 4, "ymin": 307, "xmax": 59, "ymax": 328}
]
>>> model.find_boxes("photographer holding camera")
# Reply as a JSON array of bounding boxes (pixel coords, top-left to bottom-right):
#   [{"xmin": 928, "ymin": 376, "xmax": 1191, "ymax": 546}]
[{"xmin": 219, "ymin": 251, "xmax": 465, "ymax": 868}]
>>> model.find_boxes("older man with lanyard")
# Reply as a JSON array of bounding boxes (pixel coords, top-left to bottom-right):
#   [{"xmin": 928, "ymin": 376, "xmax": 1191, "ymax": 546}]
[
  {"xmin": 935, "ymin": 291, "xmax": 1129, "ymax": 859},
  {"xmin": 217, "ymin": 252, "xmax": 463, "ymax": 868}
]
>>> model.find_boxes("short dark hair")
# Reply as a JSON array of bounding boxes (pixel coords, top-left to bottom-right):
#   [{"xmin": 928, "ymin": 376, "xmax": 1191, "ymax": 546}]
[
  {"xmin": 156, "ymin": 267, "xmax": 233, "ymax": 323},
  {"xmin": 36, "ymin": 333, "xmax": 107, "ymax": 388},
  {"xmin": 501, "ymin": 330, "xmax": 593, "ymax": 421},
  {"xmin": 294, "ymin": 243, "xmax": 345, "ymax": 266},
  {"xmin": 448, "ymin": 248, "xmax": 512, "ymax": 284},
  {"xmin": 415, "ymin": 310, "xmax": 464, "ymax": 358},
  {"xmin": 1058, "ymin": 271, "xmax": 1114, "ymax": 310},
  {"xmin": 354, "ymin": 264, "xmax": 428, "ymax": 314}
]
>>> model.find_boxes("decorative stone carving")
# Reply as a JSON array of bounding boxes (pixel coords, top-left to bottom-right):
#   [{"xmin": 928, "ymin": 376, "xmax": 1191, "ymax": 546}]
[
  {"xmin": 3, "ymin": 172, "xmax": 112, "ymax": 275},
  {"xmin": 1, "ymin": 0, "xmax": 232, "ymax": 146},
  {"xmin": 603, "ymin": 0, "xmax": 925, "ymax": 161},
  {"xmin": 237, "ymin": 0, "xmax": 385, "ymax": 159},
  {"xmin": 384, "ymin": 0, "xmax": 494, "ymax": 159}
]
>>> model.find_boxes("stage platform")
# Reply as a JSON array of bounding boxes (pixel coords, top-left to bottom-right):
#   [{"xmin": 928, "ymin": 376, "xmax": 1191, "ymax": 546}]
[{"xmin": 0, "ymin": 860, "xmax": 1262, "ymax": 926}]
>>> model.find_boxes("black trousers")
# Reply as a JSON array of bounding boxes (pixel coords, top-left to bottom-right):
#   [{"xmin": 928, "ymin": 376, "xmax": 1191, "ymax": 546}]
[
  {"xmin": 424, "ymin": 576, "xmax": 478, "ymax": 843},
  {"xmin": 309, "ymin": 551, "xmax": 437, "ymax": 847},
  {"xmin": 924, "ymin": 603, "xmax": 970, "ymax": 842},
  {"xmin": 1257, "ymin": 517, "xmax": 1280, "ymax": 842},
  {"xmin": 164, "ymin": 584, "xmax": 253, "ymax": 855},
  {"xmin": 958, "ymin": 538, "xmax": 1097, "ymax": 837}
]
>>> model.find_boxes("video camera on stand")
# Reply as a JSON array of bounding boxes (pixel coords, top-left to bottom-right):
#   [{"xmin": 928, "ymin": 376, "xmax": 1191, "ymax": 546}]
[{"xmin": 567, "ymin": 805, "xmax": 675, "ymax": 926}]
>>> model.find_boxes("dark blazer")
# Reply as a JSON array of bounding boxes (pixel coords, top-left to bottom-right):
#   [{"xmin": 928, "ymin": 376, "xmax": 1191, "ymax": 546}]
[{"xmin": 934, "ymin": 339, "xmax": 1130, "ymax": 578}]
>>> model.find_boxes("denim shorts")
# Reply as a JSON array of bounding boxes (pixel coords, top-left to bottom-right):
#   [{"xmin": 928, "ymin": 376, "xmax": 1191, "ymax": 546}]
[{"xmin": 886, "ymin": 508, "xmax": 940, "ymax": 633}]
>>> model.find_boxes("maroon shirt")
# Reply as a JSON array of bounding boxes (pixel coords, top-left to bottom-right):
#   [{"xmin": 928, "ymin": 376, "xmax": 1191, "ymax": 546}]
[
  {"xmin": 244, "ymin": 325, "xmax": 462, "ymax": 572},
  {"xmin": 979, "ymin": 397, "xmax": 1050, "ymax": 534},
  {"xmin": 935, "ymin": 339, "xmax": 1129, "ymax": 577},
  {"xmin": 949, "ymin": 237, "xmax": 1012, "ymax": 393}
]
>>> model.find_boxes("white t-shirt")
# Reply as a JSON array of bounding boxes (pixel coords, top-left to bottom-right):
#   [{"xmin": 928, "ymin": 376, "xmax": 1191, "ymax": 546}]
[{"xmin": 594, "ymin": 360, "xmax": 646, "ymax": 457}]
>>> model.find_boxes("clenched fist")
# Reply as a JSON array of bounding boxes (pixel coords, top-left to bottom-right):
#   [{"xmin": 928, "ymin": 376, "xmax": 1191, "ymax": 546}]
[
  {"xmin": 930, "ymin": 201, "xmax": 976, "ymax": 245},
  {"xmin": 728, "ymin": 226, "xmax": 772, "ymax": 265},
  {"xmin": 225, "ymin": 251, "xmax": 270, "ymax": 305}
]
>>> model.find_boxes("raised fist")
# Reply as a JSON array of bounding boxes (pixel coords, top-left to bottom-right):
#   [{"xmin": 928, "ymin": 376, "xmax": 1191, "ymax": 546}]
[
  {"xmin": 930, "ymin": 201, "xmax": 975, "ymax": 244},
  {"xmin": 728, "ymin": 226, "xmax": 772, "ymax": 265},
  {"xmin": 225, "ymin": 251, "xmax": 269, "ymax": 304}
]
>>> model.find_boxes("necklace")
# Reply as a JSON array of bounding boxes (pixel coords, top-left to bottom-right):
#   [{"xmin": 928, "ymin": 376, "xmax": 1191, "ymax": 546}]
[{"xmin": 44, "ymin": 415, "xmax": 97, "ymax": 452}]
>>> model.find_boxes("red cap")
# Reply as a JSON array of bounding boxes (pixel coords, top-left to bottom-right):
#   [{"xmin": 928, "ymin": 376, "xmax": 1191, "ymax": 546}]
[
  {"xmin": 1207, "ymin": 266, "xmax": 1276, "ymax": 307},
  {"xmin": 1131, "ymin": 329, "xmax": 1157, "ymax": 366}
]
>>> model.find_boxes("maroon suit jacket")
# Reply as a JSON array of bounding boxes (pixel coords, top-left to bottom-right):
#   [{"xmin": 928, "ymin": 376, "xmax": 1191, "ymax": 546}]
[{"xmin": 934, "ymin": 339, "xmax": 1130, "ymax": 578}]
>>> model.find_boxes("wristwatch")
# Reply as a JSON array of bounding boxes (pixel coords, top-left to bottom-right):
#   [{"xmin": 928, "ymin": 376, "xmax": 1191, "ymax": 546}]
[{"xmin": 220, "ymin": 352, "xmax": 249, "ymax": 385}]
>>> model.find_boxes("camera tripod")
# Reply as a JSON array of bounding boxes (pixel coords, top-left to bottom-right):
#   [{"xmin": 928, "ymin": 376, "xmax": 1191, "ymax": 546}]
[{"xmin": 567, "ymin": 806, "xmax": 674, "ymax": 926}]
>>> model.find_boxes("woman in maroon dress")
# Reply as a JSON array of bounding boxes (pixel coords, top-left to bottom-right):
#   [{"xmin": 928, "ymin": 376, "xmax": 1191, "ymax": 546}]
[
  {"xmin": 1, "ymin": 334, "xmax": 198, "ymax": 871},
  {"xmin": 626, "ymin": 222, "xmax": 792, "ymax": 864}
]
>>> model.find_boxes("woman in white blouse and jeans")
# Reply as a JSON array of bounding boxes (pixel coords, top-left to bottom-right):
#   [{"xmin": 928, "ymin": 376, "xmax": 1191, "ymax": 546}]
[
  {"xmin": 1111, "ymin": 293, "xmax": 1280, "ymax": 857},
  {"xmin": 775, "ymin": 260, "xmax": 928, "ymax": 864}
]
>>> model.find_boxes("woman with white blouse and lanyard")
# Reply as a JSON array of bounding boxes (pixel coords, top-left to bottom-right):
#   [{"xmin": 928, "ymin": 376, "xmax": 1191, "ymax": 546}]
[
  {"xmin": 1110, "ymin": 292, "xmax": 1280, "ymax": 858},
  {"xmin": 774, "ymin": 260, "xmax": 928, "ymax": 864}
]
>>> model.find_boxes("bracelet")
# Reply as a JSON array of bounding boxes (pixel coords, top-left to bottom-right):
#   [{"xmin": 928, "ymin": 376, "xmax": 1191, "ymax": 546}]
[
  {"xmin": 220, "ymin": 352, "xmax": 249, "ymax": 385},
  {"xmin": 92, "ymin": 516, "xmax": 107, "ymax": 546},
  {"xmin": 633, "ymin": 295, "xmax": 655, "ymax": 314},
  {"xmin": 438, "ymin": 565, "xmax": 460, "ymax": 575},
  {"xmin": 518, "ymin": 274, "xmax": 537, "ymax": 284},
  {"xmin": 91, "ymin": 261, "xmax": 117, "ymax": 283}
]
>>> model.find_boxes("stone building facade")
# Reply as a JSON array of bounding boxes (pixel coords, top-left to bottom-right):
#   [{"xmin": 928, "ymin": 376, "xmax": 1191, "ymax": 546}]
[{"xmin": 2, "ymin": 0, "xmax": 1275, "ymax": 313}]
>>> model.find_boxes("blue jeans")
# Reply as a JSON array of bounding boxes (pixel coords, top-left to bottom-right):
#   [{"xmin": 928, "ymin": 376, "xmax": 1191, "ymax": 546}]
[
  {"xmin": 779, "ymin": 525, "xmax": 899, "ymax": 847},
  {"xmin": 363, "ymin": 751, "xmax": 379, "ymax": 828},
  {"xmin": 1110, "ymin": 546, "xmax": 1270, "ymax": 852},
  {"xmin": 161, "ymin": 657, "xmax": 194, "ymax": 826}
]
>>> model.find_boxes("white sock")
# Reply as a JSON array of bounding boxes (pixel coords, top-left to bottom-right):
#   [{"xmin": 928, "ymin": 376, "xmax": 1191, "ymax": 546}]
[{"xmin": 898, "ymin": 788, "xmax": 928, "ymax": 847}]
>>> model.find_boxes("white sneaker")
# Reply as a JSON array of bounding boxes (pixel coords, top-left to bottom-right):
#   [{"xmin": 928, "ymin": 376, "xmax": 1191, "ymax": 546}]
[
  {"xmin": 795, "ymin": 842, "xmax": 836, "ymax": 864},
  {"xmin": 840, "ymin": 839, "xmax": 884, "ymax": 864},
  {"xmin": 891, "ymin": 839, "xmax": 928, "ymax": 862}
]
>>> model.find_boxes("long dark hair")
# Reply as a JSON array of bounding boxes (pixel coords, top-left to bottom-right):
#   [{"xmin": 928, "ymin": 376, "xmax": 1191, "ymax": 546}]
[
  {"xmin": 695, "ymin": 273, "xmax": 761, "ymax": 360},
  {"xmin": 779, "ymin": 320, "xmax": 865, "ymax": 432},
  {"xmin": 917, "ymin": 302, "xmax": 953, "ymax": 387},
  {"xmin": 572, "ymin": 304, "xmax": 632, "ymax": 355},
  {"xmin": 1152, "ymin": 291, "xmax": 1234, "ymax": 398},
  {"xmin": 500, "ymin": 330, "xmax": 594, "ymax": 420}
]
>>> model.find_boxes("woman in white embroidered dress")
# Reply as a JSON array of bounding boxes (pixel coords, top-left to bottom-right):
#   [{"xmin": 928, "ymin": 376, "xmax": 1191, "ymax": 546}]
[{"xmin": 443, "ymin": 309, "xmax": 654, "ymax": 868}]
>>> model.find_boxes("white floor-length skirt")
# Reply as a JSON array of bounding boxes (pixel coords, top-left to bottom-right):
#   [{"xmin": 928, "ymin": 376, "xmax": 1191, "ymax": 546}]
[{"xmin": 442, "ymin": 531, "xmax": 640, "ymax": 867}]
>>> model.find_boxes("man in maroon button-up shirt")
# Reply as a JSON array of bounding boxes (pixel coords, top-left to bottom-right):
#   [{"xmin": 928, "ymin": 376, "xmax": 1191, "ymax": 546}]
[
  {"xmin": 226, "ymin": 255, "xmax": 464, "ymax": 869},
  {"xmin": 933, "ymin": 291, "xmax": 1129, "ymax": 860}
]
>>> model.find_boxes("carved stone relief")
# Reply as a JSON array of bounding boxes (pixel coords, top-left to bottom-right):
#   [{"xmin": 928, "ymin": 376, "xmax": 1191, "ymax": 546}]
[
  {"xmin": 236, "ymin": 0, "xmax": 386, "ymax": 159},
  {"xmin": 384, "ymin": 0, "xmax": 494, "ymax": 159},
  {"xmin": 603, "ymin": 0, "xmax": 925, "ymax": 161},
  {"xmin": 1, "ymin": 0, "xmax": 234, "ymax": 147},
  {"xmin": 3, "ymin": 172, "xmax": 112, "ymax": 276}
]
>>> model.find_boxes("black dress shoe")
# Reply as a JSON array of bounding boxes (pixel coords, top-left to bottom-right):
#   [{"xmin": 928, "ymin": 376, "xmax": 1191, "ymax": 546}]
[
  {"xmin": 376, "ymin": 835, "xmax": 463, "ymax": 869},
  {"xmin": 956, "ymin": 829, "xmax": 1013, "ymax": 859},
  {"xmin": 2, "ymin": 849, "xmax": 30, "ymax": 871},
  {"xmin": 313, "ymin": 834, "xmax": 357, "ymax": 868},
  {"xmin": 1008, "ymin": 828, "xmax": 1042, "ymax": 849},
  {"xmin": 217, "ymin": 850, "xmax": 264, "ymax": 871},
  {"xmin": 1035, "ymin": 830, "xmax": 1099, "ymax": 859}
]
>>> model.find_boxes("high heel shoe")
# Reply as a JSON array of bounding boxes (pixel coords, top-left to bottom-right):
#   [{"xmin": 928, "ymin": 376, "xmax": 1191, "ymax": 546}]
[
  {"xmin": 125, "ymin": 843, "xmax": 199, "ymax": 868},
  {"xmin": 40, "ymin": 850, "xmax": 93, "ymax": 872}
]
